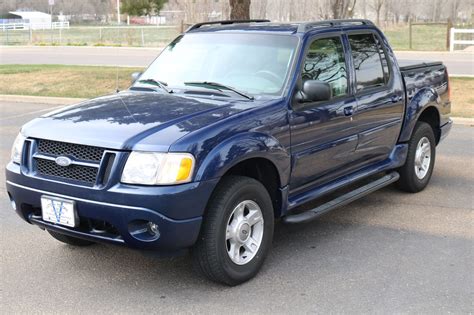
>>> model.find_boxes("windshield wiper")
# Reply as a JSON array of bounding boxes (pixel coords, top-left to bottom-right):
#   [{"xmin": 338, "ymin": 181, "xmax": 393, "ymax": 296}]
[
  {"xmin": 184, "ymin": 81, "xmax": 254, "ymax": 100},
  {"xmin": 137, "ymin": 78, "xmax": 172, "ymax": 93}
]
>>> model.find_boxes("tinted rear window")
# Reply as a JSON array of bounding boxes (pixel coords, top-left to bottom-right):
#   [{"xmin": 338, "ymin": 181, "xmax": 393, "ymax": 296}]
[{"xmin": 349, "ymin": 33, "xmax": 385, "ymax": 91}]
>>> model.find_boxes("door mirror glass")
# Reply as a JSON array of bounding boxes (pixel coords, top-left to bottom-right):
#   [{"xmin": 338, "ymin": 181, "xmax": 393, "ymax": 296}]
[
  {"xmin": 131, "ymin": 72, "xmax": 142, "ymax": 84},
  {"xmin": 299, "ymin": 80, "xmax": 332, "ymax": 102}
]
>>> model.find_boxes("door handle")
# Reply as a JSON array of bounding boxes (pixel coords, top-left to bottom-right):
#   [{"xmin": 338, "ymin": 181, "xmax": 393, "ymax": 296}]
[
  {"xmin": 343, "ymin": 106, "xmax": 354, "ymax": 116},
  {"xmin": 391, "ymin": 94, "xmax": 401, "ymax": 103}
]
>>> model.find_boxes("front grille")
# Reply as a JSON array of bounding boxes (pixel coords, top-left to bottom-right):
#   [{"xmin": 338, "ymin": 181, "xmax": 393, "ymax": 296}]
[
  {"xmin": 37, "ymin": 139, "xmax": 105, "ymax": 162},
  {"xmin": 36, "ymin": 159, "xmax": 98, "ymax": 185}
]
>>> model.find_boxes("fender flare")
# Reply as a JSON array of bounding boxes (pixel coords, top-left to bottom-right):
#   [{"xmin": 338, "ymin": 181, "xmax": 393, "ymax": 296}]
[
  {"xmin": 398, "ymin": 87, "xmax": 441, "ymax": 143},
  {"xmin": 194, "ymin": 131, "xmax": 291, "ymax": 187}
]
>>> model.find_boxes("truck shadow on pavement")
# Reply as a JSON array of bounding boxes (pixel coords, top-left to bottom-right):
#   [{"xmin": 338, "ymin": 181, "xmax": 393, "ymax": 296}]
[{"xmin": 44, "ymin": 177, "xmax": 471, "ymax": 292}]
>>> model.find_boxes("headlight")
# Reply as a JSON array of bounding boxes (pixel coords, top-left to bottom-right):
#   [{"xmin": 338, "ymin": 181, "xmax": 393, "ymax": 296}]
[
  {"xmin": 11, "ymin": 132, "xmax": 26, "ymax": 164},
  {"xmin": 121, "ymin": 152, "xmax": 195, "ymax": 185}
]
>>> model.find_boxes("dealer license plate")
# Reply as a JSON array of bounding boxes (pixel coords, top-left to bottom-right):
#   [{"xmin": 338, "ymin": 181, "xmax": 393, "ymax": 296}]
[{"xmin": 41, "ymin": 196, "xmax": 77, "ymax": 227}]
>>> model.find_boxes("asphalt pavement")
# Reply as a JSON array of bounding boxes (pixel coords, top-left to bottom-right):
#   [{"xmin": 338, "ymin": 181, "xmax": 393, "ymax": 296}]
[
  {"xmin": 0, "ymin": 101, "xmax": 473, "ymax": 313},
  {"xmin": 1, "ymin": 45, "xmax": 473, "ymax": 75}
]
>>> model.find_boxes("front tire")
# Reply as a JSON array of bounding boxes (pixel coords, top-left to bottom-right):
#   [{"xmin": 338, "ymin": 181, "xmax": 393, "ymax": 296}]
[
  {"xmin": 193, "ymin": 176, "xmax": 274, "ymax": 286},
  {"xmin": 397, "ymin": 122, "xmax": 436, "ymax": 193},
  {"xmin": 47, "ymin": 230, "xmax": 95, "ymax": 246}
]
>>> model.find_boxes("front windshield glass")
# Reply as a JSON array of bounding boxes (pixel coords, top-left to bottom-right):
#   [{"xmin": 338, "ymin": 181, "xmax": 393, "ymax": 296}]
[{"xmin": 134, "ymin": 33, "xmax": 299, "ymax": 98}]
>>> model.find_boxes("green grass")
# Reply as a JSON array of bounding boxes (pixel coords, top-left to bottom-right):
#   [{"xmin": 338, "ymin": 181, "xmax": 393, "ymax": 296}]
[
  {"xmin": 376, "ymin": 24, "xmax": 473, "ymax": 51},
  {"xmin": 0, "ymin": 26, "xmax": 180, "ymax": 47},
  {"xmin": 450, "ymin": 77, "xmax": 474, "ymax": 118},
  {"xmin": 0, "ymin": 65, "xmax": 472, "ymax": 118},
  {"xmin": 382, "ymin": 24, "xmax": 448, "ymax": 50},
  {"xmin": 0, "ymin": 64, "xmax": 144, "ymax": 98},
  {"xmin": 2, "ymin": 24, "xmax": 472, "ymax": 50}
]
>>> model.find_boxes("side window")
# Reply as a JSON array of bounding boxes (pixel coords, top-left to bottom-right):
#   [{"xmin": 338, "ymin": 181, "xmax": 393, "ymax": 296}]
[
  {"xmin": 374, "ymin": 35, "xmax": 391, "ymax": 84},
  {"xmin": 348, "ymin": 33, "xmax": 386, "ymax": 91},
  {"xmin": 302, "ymin": 37, "xmax": 348, "ymax": 98}
]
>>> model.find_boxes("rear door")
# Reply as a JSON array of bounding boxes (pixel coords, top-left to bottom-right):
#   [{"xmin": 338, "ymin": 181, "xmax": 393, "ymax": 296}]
[
  {"xmin": 346, "ymin": 31, "xmax": 404, "ymax": 166},
  {"xmin": 289, "ymin": 33, "xmax": 358, "ymax": 193}
]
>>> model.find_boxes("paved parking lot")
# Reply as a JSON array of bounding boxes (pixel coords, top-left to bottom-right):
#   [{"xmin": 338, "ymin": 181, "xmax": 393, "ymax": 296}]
[{"xmin": 0, "ymin": 101, "xmax": 473, "ymax": 313}]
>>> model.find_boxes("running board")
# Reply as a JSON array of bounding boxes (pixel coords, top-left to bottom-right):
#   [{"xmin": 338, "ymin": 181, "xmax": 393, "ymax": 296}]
[{"xmin": 282, "ymin": 172, "xmax": 400, "ymax": 224}]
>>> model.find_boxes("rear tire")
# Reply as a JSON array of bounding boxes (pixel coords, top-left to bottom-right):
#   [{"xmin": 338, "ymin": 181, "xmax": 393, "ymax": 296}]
[
  {"xmin": 397, "ymin": 122, "xmax": 436, "ymax": 193},
  {"xmin": 193, "ymin": 176, "xmax": 274, "ymax": 286},
  {"xmin": 47, "ymin": 230, "xmax": 95, "ymax": 246}
]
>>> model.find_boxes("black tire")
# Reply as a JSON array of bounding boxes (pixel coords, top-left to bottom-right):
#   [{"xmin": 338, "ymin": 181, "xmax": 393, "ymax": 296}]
[
  {"xmin": 47, "ymin": 230, "xmax": 95, "ymax": 246},
  {"xmin": 193, "ymin": 176, "xmax": 274, "ymax": 286},
  {"xmin": 397, "ymin": 121, "xmax": 436, "ymax": 193}
]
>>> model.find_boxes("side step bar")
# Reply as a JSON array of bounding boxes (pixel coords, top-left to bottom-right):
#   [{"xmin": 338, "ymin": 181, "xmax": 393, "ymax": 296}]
[{"xmin": 282, "ymin": 172, "xmax": 400, "ymax": 224}]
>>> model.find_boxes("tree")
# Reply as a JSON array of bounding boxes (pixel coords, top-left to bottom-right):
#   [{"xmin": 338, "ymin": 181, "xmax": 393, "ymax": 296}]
[
  {"xmin": 230, "ymin": 0, "xmax": 250, "ymax": 20},
  {"xmin": 121, "ymin": 0, "xmax": 167, "ymax": 17},
  {"xmin": 368, "ymin": 0, "xmax": 384, "ymax": 26},
  {"xmin": 328, "ymin": 0, "xmax": 357, "ymax": 19}
]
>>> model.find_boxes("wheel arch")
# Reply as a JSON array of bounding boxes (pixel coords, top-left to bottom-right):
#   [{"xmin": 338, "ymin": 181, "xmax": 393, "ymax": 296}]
[
  {"xmin": 398, "ymin": 87, "xmax": 441, "ymax": 144},
  {"xmin": 222, "ymin": 157, "xmax": 283, "ymax": 218},
  {"xmin": 195, "ymin": 132, "xmax": 291, "ymax": 218}
]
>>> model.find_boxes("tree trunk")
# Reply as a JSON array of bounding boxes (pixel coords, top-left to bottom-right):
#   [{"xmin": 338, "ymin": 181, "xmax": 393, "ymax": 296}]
[{"xmin": 230, "ymin": 0, "xmax": 251, "ymax": 20}]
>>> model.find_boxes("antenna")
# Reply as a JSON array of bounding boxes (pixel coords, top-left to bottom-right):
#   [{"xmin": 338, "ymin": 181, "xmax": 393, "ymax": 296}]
[
  {"xmin": 115, "ymin": 25, "xmax": 120, "ymax": 93},
  {"xmin": 115, "ymin": 0, "xmax": 120, "ymax": 93}
]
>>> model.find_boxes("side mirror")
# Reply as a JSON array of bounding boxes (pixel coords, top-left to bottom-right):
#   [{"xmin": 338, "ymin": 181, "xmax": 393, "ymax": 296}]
[
  {"xmin": 298, "ymin": 80, "xmax": 332, "ymax": 103},
  {"xmin": 131, "ymin": 72, "xmax": 142, "ymax": 84}
]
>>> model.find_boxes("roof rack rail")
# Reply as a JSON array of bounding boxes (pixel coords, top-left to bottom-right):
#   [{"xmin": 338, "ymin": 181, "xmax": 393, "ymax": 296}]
[
  {"xmin": 186, "ymin": 19, "xmax": 270, "ymax": 32},
  {"xmin": 297, "ymin": 19, "xmax": 374, "ymax": 33}
]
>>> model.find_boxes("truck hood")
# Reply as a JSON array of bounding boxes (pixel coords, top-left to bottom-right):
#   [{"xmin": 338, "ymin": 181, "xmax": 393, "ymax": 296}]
[{"xmin": 22, "ymin": 91, "xmax": 256, "ymax": 151}]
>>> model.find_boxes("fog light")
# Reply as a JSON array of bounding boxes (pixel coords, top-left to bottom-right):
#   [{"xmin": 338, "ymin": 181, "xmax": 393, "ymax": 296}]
[
  {"xmin": 8, "ymin": 195, "xmax": 16, "ymax": 211},
  {"xmin": 147, "ymin": 222, "xmax": 160, "ymax": 236}
]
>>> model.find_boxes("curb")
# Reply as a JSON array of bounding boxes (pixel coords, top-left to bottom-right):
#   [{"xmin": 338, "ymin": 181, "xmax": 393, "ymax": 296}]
[
  {"xmin": 0, "ymin": 94, "xmax": 85, "ymax": 105},
  {"xmin": 449, "ymin": 74, "xmax": 474, "ymax": 78},
  {"xmin": 451, "ymin": 117, "xmax": 474, "ymax": 126},
  {"xmin": 1, "ymin": 94, "xmax": 473, "ymax": 125}
]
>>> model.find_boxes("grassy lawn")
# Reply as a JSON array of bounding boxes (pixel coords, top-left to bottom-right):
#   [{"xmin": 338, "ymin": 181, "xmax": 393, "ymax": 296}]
[
  {"xmin": 382, "ymin": 24, "xmax": 448, "ymax": 51},
  {"xmin": 0, "ymin": 26, "xmax": 179, "ymax": 47},
  {"xmin": 0, "ymin": 65, "xmax": 144, "ymax": 98},
  {"xmin": 0, "ymin": 65, "xmax": 472, "ymax": 117},
  {"xmin": 2, "ymin": 24, "xmax": 471, "ymax": 50},
  {"xmin": 450, "ymin": 77, "xmax": 474, "ymax": 118},
  {"xmin": 378, "ymin": 24, "xmax": 472, "ymax": 51}
]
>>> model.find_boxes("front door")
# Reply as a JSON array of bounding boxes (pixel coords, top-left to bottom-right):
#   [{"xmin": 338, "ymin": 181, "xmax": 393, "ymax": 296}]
[{"xmin": 289, "ymin": 34, "xmax": 358, "ymax": 193}]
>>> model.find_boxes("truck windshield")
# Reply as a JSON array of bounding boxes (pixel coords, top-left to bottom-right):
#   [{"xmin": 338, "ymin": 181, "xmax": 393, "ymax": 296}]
[{"xmin": 134, "ymin": 33, "xmax": 299, "ymax": 98}]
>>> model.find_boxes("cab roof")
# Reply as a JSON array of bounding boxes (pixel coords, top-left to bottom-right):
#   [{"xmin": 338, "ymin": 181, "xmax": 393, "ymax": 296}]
[{"xmin": 185, "ymin": 19, "xmax": 375, "ymax": 35}]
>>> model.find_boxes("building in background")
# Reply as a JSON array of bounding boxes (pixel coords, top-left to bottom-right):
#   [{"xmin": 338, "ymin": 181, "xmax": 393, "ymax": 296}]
[{"xmin": 3, "ymin": 11, "xmax": 51, "ymax": 29}]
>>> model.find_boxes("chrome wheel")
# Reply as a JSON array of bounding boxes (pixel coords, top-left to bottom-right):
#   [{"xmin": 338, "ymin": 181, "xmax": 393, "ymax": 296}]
[
  {"xmin": 414, "ymin": 136, "xmax": 431, "ymax": 179},
  {"xmin": 226, "ymin": 200, "xmax": 264, "ymax": 265}
]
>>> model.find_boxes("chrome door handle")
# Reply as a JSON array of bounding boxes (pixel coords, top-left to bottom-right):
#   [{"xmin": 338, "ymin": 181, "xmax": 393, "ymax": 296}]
[
  {"xmin": 391, "ymin": 94, "xmax": 401, "ymax": 103},
  {"xmin": 343, "ymin": 106, "xmax": 354, "ymax": 116}
]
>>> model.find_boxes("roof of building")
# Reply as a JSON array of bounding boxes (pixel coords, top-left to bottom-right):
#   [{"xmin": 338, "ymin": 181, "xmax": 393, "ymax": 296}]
[{"xmin": 9, "ymin": 11, "xmax": 51, "ymax": 19}]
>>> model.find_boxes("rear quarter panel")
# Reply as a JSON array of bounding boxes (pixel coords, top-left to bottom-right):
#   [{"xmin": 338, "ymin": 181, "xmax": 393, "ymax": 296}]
[{"xmin": 398, "ymin": 64, "xmax": 450, "ymax": 143}]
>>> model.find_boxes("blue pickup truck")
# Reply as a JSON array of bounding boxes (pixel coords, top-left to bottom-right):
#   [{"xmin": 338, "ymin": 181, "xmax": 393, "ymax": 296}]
[{"xmin": 6, "ymin": 19, "xmax": 452, "ymax": 285}]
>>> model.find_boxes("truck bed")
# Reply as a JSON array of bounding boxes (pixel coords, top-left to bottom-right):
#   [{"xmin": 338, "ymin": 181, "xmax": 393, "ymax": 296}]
[{"xmin": 399, "ymin": 60, "xmax": 448, "ymax": 101}]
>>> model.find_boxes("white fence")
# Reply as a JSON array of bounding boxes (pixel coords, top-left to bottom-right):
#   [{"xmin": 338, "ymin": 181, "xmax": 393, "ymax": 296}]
[
  {"xmin": 450, "ymin": 28, "xmax": 474, "ymax": 51},
  {"xmin": 1, "ymin": 21, "xmax": 69, "ymax": 31},
  {"xmin": 1, "ymin": 25, "xmax": 178, "ymax": 46}
]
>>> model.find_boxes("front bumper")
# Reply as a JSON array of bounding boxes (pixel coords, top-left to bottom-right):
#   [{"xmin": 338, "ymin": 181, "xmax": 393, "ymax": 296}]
[{"xmin": 6, "ymin": 162, "xmax": 218, "ymax": 251}]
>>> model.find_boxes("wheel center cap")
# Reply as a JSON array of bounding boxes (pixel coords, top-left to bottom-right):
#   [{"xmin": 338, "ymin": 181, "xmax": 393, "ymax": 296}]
[{"xmin": 237, "ymin": 223, "xmax": 251, "ymax": 242}]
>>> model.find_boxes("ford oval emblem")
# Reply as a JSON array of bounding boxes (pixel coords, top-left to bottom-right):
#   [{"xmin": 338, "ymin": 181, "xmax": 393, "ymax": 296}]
[{"xmin": 55, "ymin": 156, "xmax": 72, "ymax": 167}]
